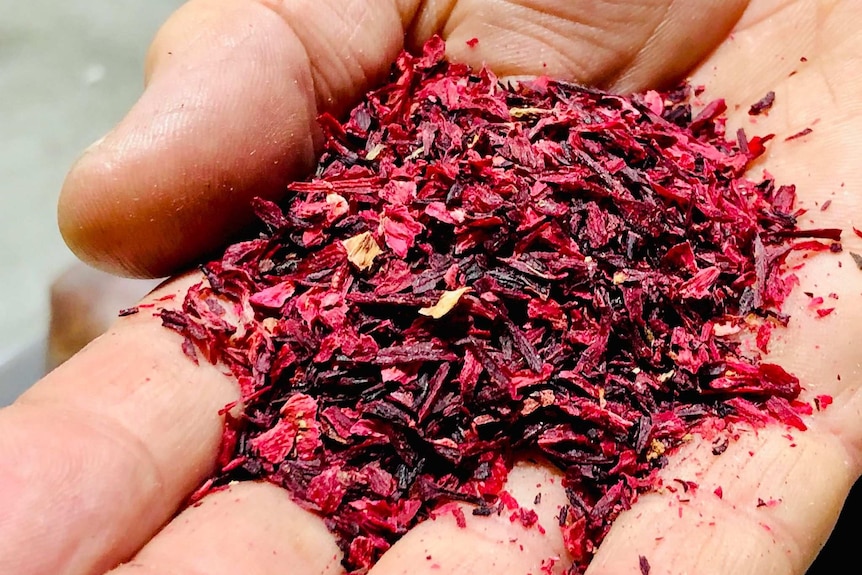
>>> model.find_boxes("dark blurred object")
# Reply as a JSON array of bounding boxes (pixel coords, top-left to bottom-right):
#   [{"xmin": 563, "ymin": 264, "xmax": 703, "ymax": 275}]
[
  {"xmin": 806, "ymin": 478, "xmax": 859, "ymax": 573},
  {"xmin": 48, "ymin": 262, "xmax": 160, "ymax": 369}
]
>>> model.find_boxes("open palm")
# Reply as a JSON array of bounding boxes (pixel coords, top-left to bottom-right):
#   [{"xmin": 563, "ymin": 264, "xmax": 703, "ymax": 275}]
[{"xmin": 3, "ymin": 1, "xmax": 859, "ymax": 574}]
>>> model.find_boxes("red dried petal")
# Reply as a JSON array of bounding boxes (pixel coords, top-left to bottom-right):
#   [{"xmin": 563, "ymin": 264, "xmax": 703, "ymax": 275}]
[
  {"xmin": 162, "ymin": 38, "xmax": 827, "ymax": 575},
  {"xmin": 249, "ymin": 281, "xmax": 295, "ymax": 309},
  {"xmin": 381, "ymin": 204, "xmax": 424, "ymax": 257}
]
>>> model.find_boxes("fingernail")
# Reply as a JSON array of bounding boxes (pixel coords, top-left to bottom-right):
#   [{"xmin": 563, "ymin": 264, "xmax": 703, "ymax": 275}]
[{"xmin": 83, "ymin": 134, "xmax": 107, "ymax": 155}]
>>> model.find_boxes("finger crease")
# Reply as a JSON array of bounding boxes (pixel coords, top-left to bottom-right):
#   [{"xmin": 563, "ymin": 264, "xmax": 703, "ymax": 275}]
[
  {"xmin": 246, "ymin": 0, "xmax": 323, "ymax": 114},
  {"xmin": 17, "ymin": 396, "xmax": 167, "ymax": 502}
]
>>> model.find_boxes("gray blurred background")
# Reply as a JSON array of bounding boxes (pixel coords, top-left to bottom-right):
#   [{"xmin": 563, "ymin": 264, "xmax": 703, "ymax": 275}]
[{"xmin": 0, "ymin": 0, "xmax": 182, "ymax": 400}]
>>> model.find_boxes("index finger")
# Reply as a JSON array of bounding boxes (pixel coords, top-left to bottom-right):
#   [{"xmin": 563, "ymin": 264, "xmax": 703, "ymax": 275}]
[{"xmin": 0, "ymin": 274, "xmax": 237, "ymax": 575}]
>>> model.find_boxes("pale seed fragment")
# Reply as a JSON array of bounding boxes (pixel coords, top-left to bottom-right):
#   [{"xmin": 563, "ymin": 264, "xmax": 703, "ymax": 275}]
[
  {"xmin": 342, "ymin": 231, "xmax": 383, "ymax": 270},
  {"xmin": 419, "ymin": 287, "xmax": 472, "ymax": 319}
]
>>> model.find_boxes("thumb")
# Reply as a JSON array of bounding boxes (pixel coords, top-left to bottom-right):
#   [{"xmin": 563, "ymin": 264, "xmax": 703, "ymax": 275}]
[
  {"xmin": 58, "ymin": 0, "xmax": 412, "ymax": 277},
  {"xmin": 60, "ymin": 0, "xmax": 748, "ymax": 278}
]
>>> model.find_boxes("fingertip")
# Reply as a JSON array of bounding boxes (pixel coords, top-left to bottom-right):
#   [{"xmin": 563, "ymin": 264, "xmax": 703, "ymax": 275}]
[
  {"xmin": 59, "ymin": 136, "xmax": 206, "ymax": 279},
  {"xmin": 59, "ymin": 0, "xmax": 412, "ymax": 278},
  {"xmin": 59, "ymin": 141, "xmax": 156, "ymax": 278},
  {"xmin": 58, "ymin": 0, "xmax": 324, "ymax": 278}
]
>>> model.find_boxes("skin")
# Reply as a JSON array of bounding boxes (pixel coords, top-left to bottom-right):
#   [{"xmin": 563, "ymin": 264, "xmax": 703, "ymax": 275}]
[{"xmin": 0, "ymin": 0, "xmax": 858, "ymax": 574}]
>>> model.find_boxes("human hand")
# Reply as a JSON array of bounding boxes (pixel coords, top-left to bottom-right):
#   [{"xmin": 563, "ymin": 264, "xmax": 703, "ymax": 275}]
[{"xmin": 4, "ymin": 1, "xmax": 860, "ymax": 574}]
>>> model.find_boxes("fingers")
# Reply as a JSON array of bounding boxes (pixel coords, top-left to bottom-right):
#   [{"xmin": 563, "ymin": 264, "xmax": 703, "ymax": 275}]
[
  {"xmin": 60, "ymin": 0, "xmax": 750, "ymax": 278},
  {"xmin": 586, "ymin": 425, "xmax": 855, "ymax": 574},
  {"xmin": 0, "ymin": 274, "xmax": 238, "ymax": 575},
  {"xmin": 365, "ymin": 423, "xmax": 853, "ymax": 575},
  {"xmin": 57, "ymin": 448, "xmax": 564, "ymax": 575},
  {"xmin": 108, "ymin": 482, "xmax": 342, "ymax": 575},
  {"xmin": 59, "ymin": 0, "xmax": 413, "ymax": 278},
  {"xmin": 688, "ymin": 0, "xmax": 862, "ymax": 463},
  {"xmin": 368, "ymin": 461, "xmax": 572, "ymax": 575},
  {"xmin": 432, "ymin": 0, "xmax": 750, "ymax": 92}
]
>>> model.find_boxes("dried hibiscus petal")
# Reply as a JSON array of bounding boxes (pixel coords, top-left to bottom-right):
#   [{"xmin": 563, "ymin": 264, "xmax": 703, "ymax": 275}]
[{"xmin": 161, "ymin": 37, "xmax": 837, "ymax": 574}]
